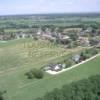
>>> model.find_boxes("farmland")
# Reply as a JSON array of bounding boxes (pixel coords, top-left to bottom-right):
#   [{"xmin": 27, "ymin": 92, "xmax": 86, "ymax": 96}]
[
  {"xmin": 0, "ymin": 38, "xmax": 100, "ymax": 100},
  {"xmin": 0, "ymin": 13, "xmax": 100, "ymax": 100},
  {"xmin": 0, "ymin": 14, "xmax": 100, "ymax": 34}
]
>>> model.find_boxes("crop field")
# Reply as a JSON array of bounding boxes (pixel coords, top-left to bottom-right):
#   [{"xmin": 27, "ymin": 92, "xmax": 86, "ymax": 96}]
[{"xmin": 0, "ymin": 39, "xmax": 100, "ymax": 100}]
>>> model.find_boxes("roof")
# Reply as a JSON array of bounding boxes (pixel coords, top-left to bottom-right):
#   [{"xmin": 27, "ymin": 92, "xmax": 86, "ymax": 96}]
[
  {"xmin": 61, "ymin": 35, "xmax": 70, "ymax": 40},
  {"xmin": 96, "ymin": 42, "xmax": 100, "ymax": 47},
  {"xmin": 72, "ymin": 54, "xmax": 80, "ymax": 62},
  {"xmin": 48, "ymin": 63, "xmax": 63, "ymax": 71}
]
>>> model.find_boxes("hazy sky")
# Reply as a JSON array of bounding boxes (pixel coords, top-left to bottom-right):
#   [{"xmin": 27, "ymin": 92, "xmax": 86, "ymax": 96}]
[{"xmin": 0, "ymin": 0, "xmax": 100, "ymax": 15}]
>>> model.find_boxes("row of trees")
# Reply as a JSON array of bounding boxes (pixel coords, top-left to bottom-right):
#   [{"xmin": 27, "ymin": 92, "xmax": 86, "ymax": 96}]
[
  {"xmin": 1, "ymin": 20, "xmax": 100, "ymax": 29},
  {"xmin": 80, "ymin": 48, "xmax": 98, "ymax": 60},
  {"xmin": 35, "ymin": 75, "xmax": 100, "ymax": 100},
  {"xmin": 64, "ymin": 48, "xmax": 98, "ymax": 68},
  {"xmin": 0, "ymin": 29, "xmax": 16, "ymax": 40}
]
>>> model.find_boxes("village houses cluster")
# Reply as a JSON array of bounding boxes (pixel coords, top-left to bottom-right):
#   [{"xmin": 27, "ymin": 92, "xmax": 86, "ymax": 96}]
[{"xmin": 0, "ymin": 27, "xmax": 100, "ymax": 48}]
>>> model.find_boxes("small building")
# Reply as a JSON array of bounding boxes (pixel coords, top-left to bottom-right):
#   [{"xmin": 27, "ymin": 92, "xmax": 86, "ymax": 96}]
[
  {"xmin": 16, "ymin": 33, "xmax": 28, "ymax": 39},
  {"xmin": 79, "ymin": 31, "xmax": 86, "ymax": 36},
  {"xmin": 72, "ymin": 54, "xmax": 81, "ymax": 63},
  {"xmin": 1, "ymin": 34, "xmax": 11, "ymax": 40},
  {"xmin": 22, "ymin": 33, "xmax": 26, "ymax": 38},
  {"xmin": 96, "ymin": 42, "xmax": 100, "ymax": 48},
  {"xmin": 37, "ymin": 28, "xmax": 42, "ymax": 35},
  {"xmin": 60, "ymin": 35, "xmax": 70, "ymax": 41},
  {"xmin": 78, "ymin": 37, "xmax": 90, "ymax": 47},
  {"xmin": 44, "ymin": 63, "xmax": 66, "ymax": 72}
]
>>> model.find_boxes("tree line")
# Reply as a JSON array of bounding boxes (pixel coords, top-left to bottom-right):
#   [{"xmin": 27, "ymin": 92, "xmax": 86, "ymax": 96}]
[{"xmin": 35, "ymin": 75, "xmax": 100, "ymax": 100}]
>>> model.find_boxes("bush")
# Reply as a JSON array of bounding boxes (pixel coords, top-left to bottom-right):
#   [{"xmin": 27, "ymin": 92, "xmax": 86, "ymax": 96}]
[
  {"xmin": 0, "ymin": 92, "xmax": 4, "ymax": 100},
  {"xmin": 25, "ymin": 71, "xmax": 34, "ymax": 79},
  {"xmin": 64, "ymin": 59, "xmax": 73, "ymax": 68},
  {"xmin": 25, "ymin": 68, "xmax": 44, "ymax": 79},
  {"xmin": 0, "ymin": 96, "xmax": 3, "ymax": 100},
  {"xmin": 32, "ymin": 69, "xmax": 44, "ymax": 79},
  {"xmin": 80, "ymin": 52, "xmax": 87, "ymax": 60},
  {"xmin": 80, "ymin": 48, "xmax": 98, "ymax": 60},
  {"xmin": 90, "ymin": 49, "xmax": 98, "ymax": 55}
]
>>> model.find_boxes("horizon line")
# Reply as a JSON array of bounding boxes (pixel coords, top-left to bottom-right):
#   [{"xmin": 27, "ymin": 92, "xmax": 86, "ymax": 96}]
[{"xmin": 0, "ymin": 12, "xmax": 100, "ymax": 16}]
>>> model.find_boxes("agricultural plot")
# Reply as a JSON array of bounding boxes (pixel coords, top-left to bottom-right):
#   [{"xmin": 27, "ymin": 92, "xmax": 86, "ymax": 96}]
[{"xmin": 0, "ymin": 39, "xmax": 86, "ymax": 71}]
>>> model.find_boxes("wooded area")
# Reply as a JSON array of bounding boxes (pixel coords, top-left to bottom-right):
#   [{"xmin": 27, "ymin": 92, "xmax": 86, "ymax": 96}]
[{"xmin": 36, "ymin": 75, "xmax": 100, "ymax": 100}]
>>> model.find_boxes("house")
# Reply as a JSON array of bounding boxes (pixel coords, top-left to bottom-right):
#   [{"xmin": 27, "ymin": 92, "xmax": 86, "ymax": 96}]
[
  {"xmin": 0, "ymin": 35, "xmax": 4, "ymax": 40},
  {"xmin": 60, "ymin": 35, "xmax": 70, "ymax": 40},
  {"xmin": 78, "ymin": 37, "xmax": 90, "ymax": 47},
  {"xmin": 36, "ymin": 28, "xmax": 70, "ymax": 43},
  {"xmin": 21, "ymin": 33, "xmax": 27, "ymax": 38},
  {"xmin": 44, "ymin": 63, "xmax": 66, "ymax": 72},
  {"xmin": 3, "ymin": 35, "xmax": 11, "ymax": 40},
  {"xmin": 85, "ymin": 27, "xmax": 93, "ymax": 33},
  {"xmin": 96, "ymin": 42, "xmax": 100, "ymax": 48},
  {"xmin": 79, "ymin": 31, "xmax": 86, "ymax": 36},
  {"xmin": 72, "ymin": 54, "xmax": 81, "ymax": 63},
  {"xmin": 0, "ymin": 34, "xmax": 11, "ymax": 40},
  {"xmin": 37, "ymin": 28, "xmax": 42, "ymax": 35},
  {"xmin": 16, "ymin": 32, "xmax": 33, "ymax": 39},
  {"xmin": 53, "ymin": 32, "xmax": 70, "ymax": 40},
  {"xmin": 79, "ymin": 27, "xmax": 97, "ymax": 36}
]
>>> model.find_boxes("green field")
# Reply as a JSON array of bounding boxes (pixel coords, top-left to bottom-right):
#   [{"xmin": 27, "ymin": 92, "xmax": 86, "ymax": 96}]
[{"xmin": 0, "ymin": 39, "xmax": 100, "ymax": 100}]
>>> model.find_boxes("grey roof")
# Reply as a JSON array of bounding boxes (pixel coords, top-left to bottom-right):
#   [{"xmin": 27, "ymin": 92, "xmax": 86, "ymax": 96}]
[
  {"xmin": 96, "ymin": 42, "xmax": 100, "ymax": 47},
  {"xmin": 72, "ymin": 54, "xmax": 80, "ymax": 62}
]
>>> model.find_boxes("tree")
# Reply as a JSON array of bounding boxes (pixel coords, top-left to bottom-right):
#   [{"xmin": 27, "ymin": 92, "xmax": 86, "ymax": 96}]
[
  {"xmin": 25, "ymin": 71, "xmax": 34, "ymax": 79},
  {"xmin": 25, "ymin": 68, "xmax": 44, "ymax": 79},
  {"xmin": 68, "ymin": 33, "xmax": 78, "ymax": 41},
  {"xmin": 0, "ymin": 96, "xmax": 3, "ymax": 100},
  {"xmin": 10, "ymin": 33, "xmax": 16, "ymax": 39},
  {"xmin": 0, "ymin": 91, "xmax": 4, "ymax": 100},
  {"xmin": 80, "ymin": 52, "xmax": 87, "ymax": 60},
  {"xmin": 33, "ymin": 36, "xmax": 38, "ymax": 40},
  {"xmin": 0, "ymin": 29, "xmax": 5, "ymax": 35},
  {"xmin": 32, "ymin": 33, "xmax": 38, "ymax": 40},
  {"xmin": 32, "ymin": 68, "xmax": 44, "ymax": 79},
  {"xmin": 64, "ymin": 59, "xmax": 73, "ymax": 68}
]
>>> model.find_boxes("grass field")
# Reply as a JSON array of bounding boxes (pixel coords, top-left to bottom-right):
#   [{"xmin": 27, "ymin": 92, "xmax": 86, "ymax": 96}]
[{"xmin": 0, "ymin": 39, "xmax": 100, "ymax": 100}]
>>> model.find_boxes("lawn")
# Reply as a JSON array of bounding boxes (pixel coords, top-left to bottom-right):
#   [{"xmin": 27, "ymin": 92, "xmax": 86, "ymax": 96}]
[{"xmin": 0, "ymin": 39, "xmax": 100, "ymax": 100}]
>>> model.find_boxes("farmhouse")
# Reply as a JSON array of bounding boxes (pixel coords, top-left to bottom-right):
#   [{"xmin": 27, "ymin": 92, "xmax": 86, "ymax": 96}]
[
  {"xmin": 44, "ymin": 63, "xmax": 66, "ymax": 72},
  {"xmin": 59, "ymin": 34, "xmax": 70, "ymax": 40},
  {"xmin": 72, "ymin": 54, "xmax": 81, "ymax": 63},
  {"xmin": 78, "ymin": 37, "xmax": 90, "ymax": 46},
  {"xmin": 85, "ymin": 27, "xmax": 93, "ymax": 33}
]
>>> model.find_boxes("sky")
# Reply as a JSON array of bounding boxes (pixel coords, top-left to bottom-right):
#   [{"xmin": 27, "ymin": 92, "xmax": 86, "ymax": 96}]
[{"xmin": 0, "ymin": 0, "xmax": 100, "ymax": 15}]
